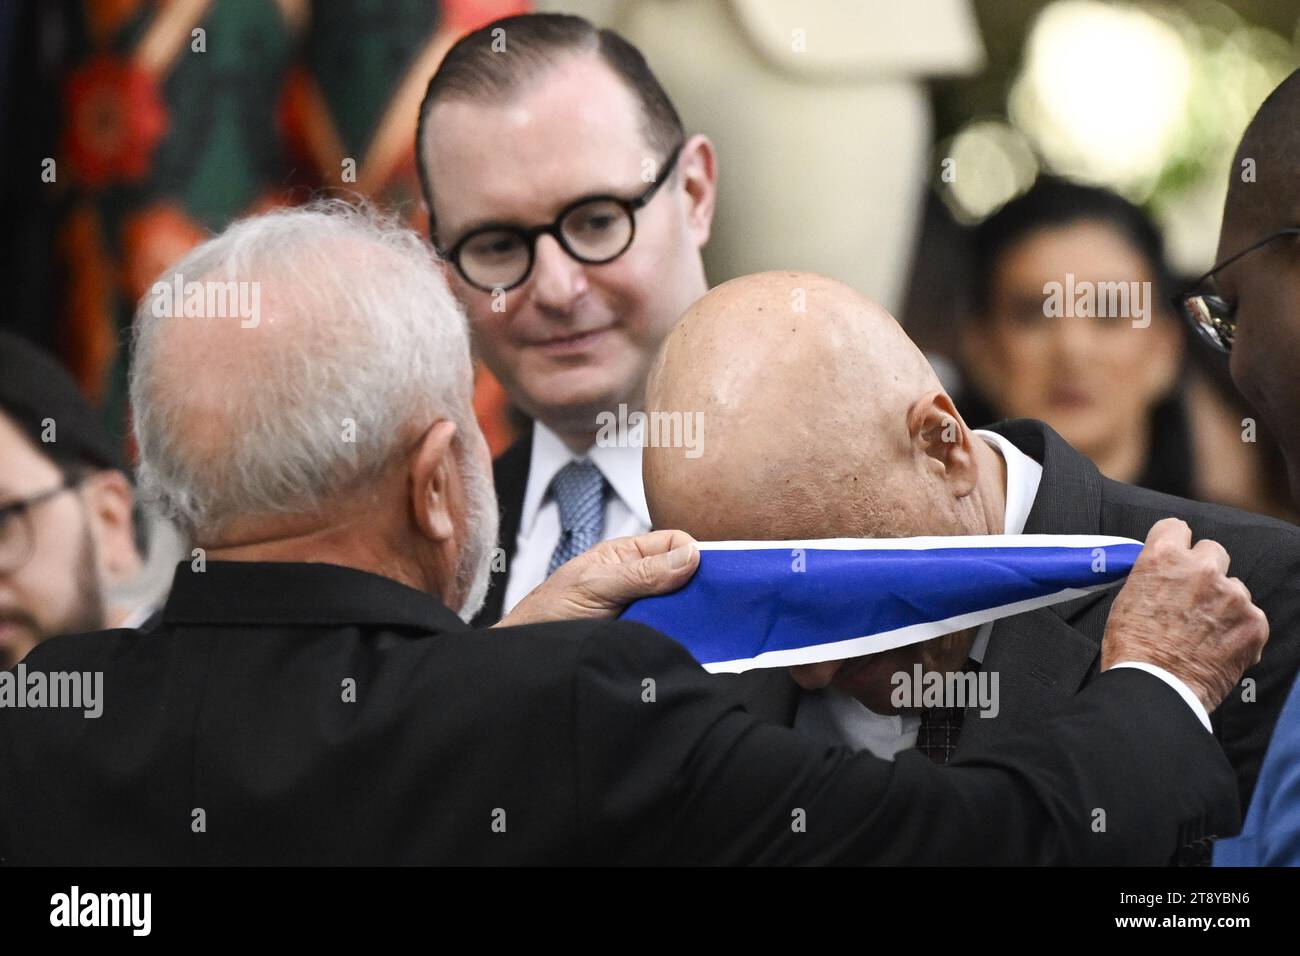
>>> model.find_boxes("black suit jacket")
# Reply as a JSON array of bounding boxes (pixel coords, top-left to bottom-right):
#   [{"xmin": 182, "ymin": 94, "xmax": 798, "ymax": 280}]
[
  {"xmin": 0, "ymin": 560, "xmax": 1236, "ymax": 865},
  {"xmin": 962, "ymin": 419, "xmax": 1300, "ymax": 812},
  {"xmin": 473, "ymin": 431, "xmax": 532, "ymax": 627}
]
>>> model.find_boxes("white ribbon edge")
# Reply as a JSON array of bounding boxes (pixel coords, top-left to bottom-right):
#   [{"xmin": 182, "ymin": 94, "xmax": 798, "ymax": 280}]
[{"xmin": 697, "ymin": 534, "xmax": 1142, "ymax": 553}]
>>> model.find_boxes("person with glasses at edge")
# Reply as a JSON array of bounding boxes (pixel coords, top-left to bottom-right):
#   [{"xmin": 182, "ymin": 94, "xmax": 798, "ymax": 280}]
[
  {"xmin": 0, "ymin": 332, "xmax": 146, "ymax": 669},
  {"xmin": 415, "ymin": 13, "xmax": 718, "ymax": 629},
  {"xmin": 1201, "ymin": 69, "xmax": 1300, "ymax": 867}
]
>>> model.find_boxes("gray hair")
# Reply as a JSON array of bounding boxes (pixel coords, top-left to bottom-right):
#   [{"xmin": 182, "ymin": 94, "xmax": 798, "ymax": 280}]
[{"xmin": 130, "ymin": 200, "xmax": 478, "ymax": 543}]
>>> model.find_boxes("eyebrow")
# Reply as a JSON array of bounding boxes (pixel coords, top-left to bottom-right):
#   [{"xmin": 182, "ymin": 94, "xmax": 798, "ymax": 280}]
[{"xmin": 444, "ymin": 214, "xmax": 529, "ymax": 243}]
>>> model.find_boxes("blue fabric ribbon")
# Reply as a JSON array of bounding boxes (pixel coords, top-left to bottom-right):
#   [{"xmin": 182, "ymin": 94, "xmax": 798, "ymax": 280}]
[{"xmin": 622, "ymin": 535, "xmax": 1141, "ymax": 672}]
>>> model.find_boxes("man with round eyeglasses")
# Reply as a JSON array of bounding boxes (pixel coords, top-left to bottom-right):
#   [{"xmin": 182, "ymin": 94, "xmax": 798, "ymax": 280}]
[
  {"xmin": 415, "ymin": 13, "xmax": 717, "ymax": 625},
  {"xmin": 0, "ymin": 332, "xmax": 146, "ymax": 668}
]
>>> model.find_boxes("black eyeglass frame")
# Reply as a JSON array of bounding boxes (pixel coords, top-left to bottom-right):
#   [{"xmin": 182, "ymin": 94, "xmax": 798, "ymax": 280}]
[
  {"xmin": 1172, "ymin": 226, "xmax": 1300, "ymax": 354},
  {"xmin": 435, "ymin": 142, "xmax": 686, "ymax": 293},
  {"xmin": 0, "ymin": 472, "xmax": 85, "ymax": 574}
]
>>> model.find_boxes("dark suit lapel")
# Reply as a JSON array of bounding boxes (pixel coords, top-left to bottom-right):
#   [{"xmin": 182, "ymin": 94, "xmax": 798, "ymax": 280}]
[
  {"xmin": 960, "ymin": 420, "xmax": 1112, "ymax": 754},
  {"xmin": 473, "ymin": 429, "xmax": 533, "ymax": 627},
  {"xmin": 959, "ymin": 607, "xmax": 1101, "ymax": 755},
  {"xmin": 1009, "ymin": 419, "xmax": 1126, "ymax": 636},
  {"xmin": 988, "ymin": 419, "xmax": 1114, "ymax": 631},
  {"xmin": 991, "ymin": 418, "xmax": 1106, "ymax": 541}
]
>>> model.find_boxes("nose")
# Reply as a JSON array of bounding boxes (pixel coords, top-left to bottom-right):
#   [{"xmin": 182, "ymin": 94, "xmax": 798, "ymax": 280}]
[
  {"xmin": 530, "ymin": 233, "xmax": 588, "ymax": 316},
  {"xmin": 1051, "ymin": 310, "xmax": 1096, "ymax": 368},
  {"xmin": 788, "ymin": 660, "xmax": 841, "ymax": 690}
]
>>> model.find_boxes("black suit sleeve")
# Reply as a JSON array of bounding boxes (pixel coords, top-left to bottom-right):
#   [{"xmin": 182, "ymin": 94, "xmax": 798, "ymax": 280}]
[{"xmin": 573, "ymin": 622, "xmax": 1239, "ymax": 865}]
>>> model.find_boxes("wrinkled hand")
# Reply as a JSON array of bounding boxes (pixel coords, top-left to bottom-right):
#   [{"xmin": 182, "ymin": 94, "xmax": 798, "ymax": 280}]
[
  {"xmin": 494, "ymin": 530, "xmax": 699, "ymax": 627},
  {"xmin": 1102, "ymin": 517, "xmax": 1269, "ymax": 712}
]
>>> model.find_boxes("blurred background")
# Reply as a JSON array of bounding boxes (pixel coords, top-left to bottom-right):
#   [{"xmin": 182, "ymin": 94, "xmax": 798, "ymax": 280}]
[{"xmin": 2, "ymin": 0, "xmax": 1296, "ymax": 526}]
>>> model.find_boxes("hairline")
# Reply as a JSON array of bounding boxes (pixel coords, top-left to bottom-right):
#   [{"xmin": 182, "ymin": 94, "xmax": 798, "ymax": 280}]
[{"xmin": 417, "ymin": 49, "xmax": 678, "ymax": 240}]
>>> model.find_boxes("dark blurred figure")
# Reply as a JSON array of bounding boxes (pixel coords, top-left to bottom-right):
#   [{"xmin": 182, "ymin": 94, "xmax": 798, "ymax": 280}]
[
  {"xmin": 1204, "ymin": 70, "xmax": 1300, "ymax": 503},
  {"xmin": 959, "ymin": 177, "xmax": 1188, "ymax": 495},
  {"xmin": 0, "ymin": 332, "xmax": 145, "ymax": 668},
  {"xmin": 1206, "ymin": 68, "xmax": 1300, "ymax": 867}
]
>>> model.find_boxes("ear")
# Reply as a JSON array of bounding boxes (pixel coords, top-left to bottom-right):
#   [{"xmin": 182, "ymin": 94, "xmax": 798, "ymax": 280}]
[
  {"xmin": 906, "ymin": 390, "xmax": 979, "ymax": 498},
  {"xmin": 80, "ymin": 470, "xmax": 142, "ymax": 586},
  {"xmin": 676, "ymin": 133, "xmax": 718, "ymax": 247},
  {"xmin": 409, "ymin": 419, "xmax": 460, "ymax": 545}
]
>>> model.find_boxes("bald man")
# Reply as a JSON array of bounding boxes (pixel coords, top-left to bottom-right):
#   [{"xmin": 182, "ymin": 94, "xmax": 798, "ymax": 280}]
[{"xmin": 645, "ymin": 272, "xmax": 1300, "ymax": 830}]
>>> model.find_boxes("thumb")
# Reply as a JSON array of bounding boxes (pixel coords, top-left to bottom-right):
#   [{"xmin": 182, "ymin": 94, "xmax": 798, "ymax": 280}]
[{"xmin": 609, "ymin": 543, "xmax": 700, "ymax": 606}]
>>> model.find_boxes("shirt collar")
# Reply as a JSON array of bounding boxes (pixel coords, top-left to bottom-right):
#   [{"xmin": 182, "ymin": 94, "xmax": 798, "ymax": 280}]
[
  {"xmin": 519, "ymin": 420, "xmax": 651, "ymax": 536},
  {"xmin": 118, "ymin": 603, "xmax": 159, "ymax": 630},
  {"xmin": 974, "ymin": 428, "xmax": 1043, "ymax": 536},
  {"xmin": 969, "ymin": 429, "xmax": 1045, "ymax": 664}
]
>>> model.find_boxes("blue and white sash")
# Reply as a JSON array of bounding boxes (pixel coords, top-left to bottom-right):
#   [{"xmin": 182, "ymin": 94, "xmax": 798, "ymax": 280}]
[{"xmin": 621, "ymin": 535, "xmax": 1141, "ymax": 673}]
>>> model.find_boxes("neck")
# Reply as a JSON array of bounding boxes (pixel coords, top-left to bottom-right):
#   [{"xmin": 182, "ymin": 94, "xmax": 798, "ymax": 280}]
[
  {"xmin": 971, "ymin": 438, "xmax": 1008, "ymax": 535},
  {"xmin": 542, "ymin": 387, "xmax": 649, "ymax": 456},
  {"xmin": 554, "ymin": 429, "xmax": 596, "ymax": 456},
  {"xmin": 1086, "ymin": 422, "xmax": 1150, "ymax": 485},
  {"xmin": 104, "ymin": 602, "xmax": 134, "ymax": 629},
  {"xmin": 204, "ymin": 515, "xmax": 439, "ymax": 596}
]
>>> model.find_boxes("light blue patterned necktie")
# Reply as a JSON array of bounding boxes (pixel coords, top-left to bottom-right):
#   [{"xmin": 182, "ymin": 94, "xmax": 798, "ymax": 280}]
[{"xmin": 547, "ymin": 459, "xmax": 607, "ymax": 576}]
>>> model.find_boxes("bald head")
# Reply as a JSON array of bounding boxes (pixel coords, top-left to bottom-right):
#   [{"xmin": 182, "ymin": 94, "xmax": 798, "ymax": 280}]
[
  {"xmin": 646, "ymin": 272, "xmax": 1007, "ymax": 709},
  {"xmin": 645, "ymin": 272, "xmax": 997, "ymax": 543},
  {"xmin": 1226, "ymin": 69, "xmax": 1300, "ymax": 239}
]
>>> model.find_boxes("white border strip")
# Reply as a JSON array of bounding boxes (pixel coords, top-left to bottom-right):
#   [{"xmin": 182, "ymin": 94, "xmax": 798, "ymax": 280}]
[{"xmin": 697, "ymin": 534, "xmax": 1141, "ymax": 553}]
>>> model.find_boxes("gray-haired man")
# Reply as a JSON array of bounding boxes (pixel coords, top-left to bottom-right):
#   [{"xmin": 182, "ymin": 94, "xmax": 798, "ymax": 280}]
[{"xmin": 0, "ymin": 201, "xmax": 1265, "ymax": 865}]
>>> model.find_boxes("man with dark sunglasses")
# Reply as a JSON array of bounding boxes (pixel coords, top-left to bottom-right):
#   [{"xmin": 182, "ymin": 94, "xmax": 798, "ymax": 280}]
[
  {"xmin": 415, "ymin": 13, "xmax": 717, "ymax": 625},
  {"xmin": 1201, "ymin": 69, "xmax": 1300, "ymax": 867},
  {"xmin": 0, "ymin": 333, "xmax": 146, "ymax": 668}
]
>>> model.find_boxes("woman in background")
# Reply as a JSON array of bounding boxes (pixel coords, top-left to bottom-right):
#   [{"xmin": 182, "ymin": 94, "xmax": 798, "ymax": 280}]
[
  {"xmin": 958, "ymin": 176, "xmax": 1292, "ymax": 518},
  {"xmin": 959, "ymin": 176, "xmax": 1189, "ymax": 495}
]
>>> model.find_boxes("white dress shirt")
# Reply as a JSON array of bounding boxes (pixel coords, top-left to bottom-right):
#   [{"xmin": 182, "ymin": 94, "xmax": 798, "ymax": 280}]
[
  {"xmin": 794, "ymin": 429, "xmax": 1210, "ymax": 759},
  {"xmin": 502, "ymin": 421, "xmax": 652, "ymax": 615}
]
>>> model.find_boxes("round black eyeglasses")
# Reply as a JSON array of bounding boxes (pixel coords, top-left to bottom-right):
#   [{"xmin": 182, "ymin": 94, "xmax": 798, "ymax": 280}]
[{"xmin": 435, "ymin": 143, "xmax": 684, "ymax": 293}]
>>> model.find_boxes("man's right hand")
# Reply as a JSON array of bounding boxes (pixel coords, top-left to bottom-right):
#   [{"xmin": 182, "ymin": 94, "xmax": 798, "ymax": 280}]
[
  {"xmin": 1102, "ymin": 517, "xmax": 1269, "ymax": 713},
  {"xmin": 494, "ymin": 530, "xmax": 699, "ymax": 628}
]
